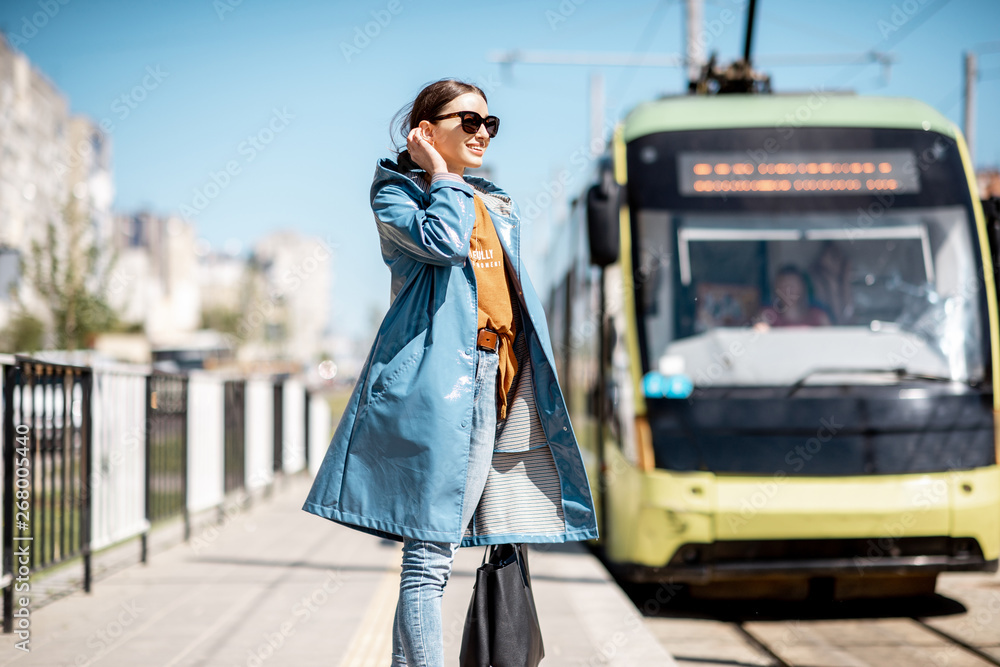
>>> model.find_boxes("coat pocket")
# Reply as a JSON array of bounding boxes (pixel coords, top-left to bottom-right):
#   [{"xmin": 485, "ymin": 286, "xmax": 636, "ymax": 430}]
[{"xmin": 368, "ymin": 329, "xmax": 428, "ymax": 402}]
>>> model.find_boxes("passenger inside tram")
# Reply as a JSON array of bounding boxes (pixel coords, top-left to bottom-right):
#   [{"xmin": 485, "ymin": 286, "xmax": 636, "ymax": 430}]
[
  {"xmin": 758, "ymin": 264, "xmax": 832, "ymax": 328},
  {"xmin": 808, "ymin": 240, "xmax": 854, "ymax": 325}
]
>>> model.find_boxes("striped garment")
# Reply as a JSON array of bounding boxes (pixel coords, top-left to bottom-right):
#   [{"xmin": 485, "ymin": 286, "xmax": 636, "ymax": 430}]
[{"xmin": 465, "ymin": 327, "xmax": 566, "ymax": 539}]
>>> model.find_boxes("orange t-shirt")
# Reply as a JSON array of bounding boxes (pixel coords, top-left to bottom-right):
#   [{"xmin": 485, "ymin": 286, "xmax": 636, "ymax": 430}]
[{"xmin": 470, "ymin": 194, "xmax": 518, "ymax": 419}]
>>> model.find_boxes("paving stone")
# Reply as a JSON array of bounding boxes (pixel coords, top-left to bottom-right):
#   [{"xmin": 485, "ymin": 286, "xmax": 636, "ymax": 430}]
[{"xmin": 0, "ymin": 474, "xmax": 677, "ymax": 667}]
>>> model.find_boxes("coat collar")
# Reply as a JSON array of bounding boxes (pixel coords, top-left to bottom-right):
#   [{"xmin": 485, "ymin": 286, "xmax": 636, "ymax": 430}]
[
  {"xmin": 373, "ymin": 156, "xmax": 522, "ymax": 282},
  {"xmin": 374, "ymin": 157, "xmax": 516, "ymax": 218}
]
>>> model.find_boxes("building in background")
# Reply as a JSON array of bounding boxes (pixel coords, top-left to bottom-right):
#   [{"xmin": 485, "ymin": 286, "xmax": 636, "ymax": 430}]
[
  {"xmin": 0, "ymin": 33, "xmax": 76, "ymax": 335},
  {"xmin": 67, "ymin": 115, "xmax": 115, "ymax": 276},
  {"xmin": 248, "ymin": 230, "xmax": 332, "ymax": 365},
  {"xmin": 0, "ymin": 34, "xmax": 69, "ymax": 253},
  {"xmin": 111, "ymin": 211, "xmax": 201, "ymax": 341},
  {"xmin": 0, "ymin": 35, "xmax": 120, "ymax": 349},
  {"xmin": 197, "ymin": 246, "xmax": 247, "ymax": 316},
  {"xmin": 978, "ymin": 168, "xmax": 1000, "ymax": 198},
  {"xmin": 0, "ymin": 34, "xmax": 334, "ymax": 369}
]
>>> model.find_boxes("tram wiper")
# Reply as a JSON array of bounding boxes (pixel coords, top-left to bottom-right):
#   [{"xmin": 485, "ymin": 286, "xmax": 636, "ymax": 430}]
[
  {"xmin": 890, "ymin": 369, "xmax": 986, "ymax": 390},
  {"xmin": 891, "ymin": 369, "xmax": 958, "ymax": 383},
  {"xmin": 786, "ymin": 367, "xmax": 964, "ymax": 397}
]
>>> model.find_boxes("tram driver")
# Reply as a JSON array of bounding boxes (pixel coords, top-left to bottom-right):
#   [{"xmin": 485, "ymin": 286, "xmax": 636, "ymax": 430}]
[{"xmin": 758, "ymin": 264, "xmax": 832, "ymax": 328}]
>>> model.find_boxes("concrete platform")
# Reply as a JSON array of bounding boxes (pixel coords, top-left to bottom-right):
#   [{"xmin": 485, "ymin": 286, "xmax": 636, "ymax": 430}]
[{"xmin": 0, "ymin": 473, "xmax": 676, "ymax": 666}]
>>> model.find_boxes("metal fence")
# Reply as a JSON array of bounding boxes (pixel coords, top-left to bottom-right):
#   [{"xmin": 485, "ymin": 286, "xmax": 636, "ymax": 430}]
[
  {"xmin": 223, "ymin": 379, "xmax": 246, "ymax": 497},
  {"xmin": 273, "ymin": 380, "xmax": 284, "ymax": 474},
  {"xmin": 145, "ymin": 372, "xmax": 188, "ymax": 544},
  {"xmin": 0, "ymin": 354, "xmax": 333, "ymax": 633},
  {"xmin": 1, "ymin": 357, "xmax": 92, "ymax": 610}
]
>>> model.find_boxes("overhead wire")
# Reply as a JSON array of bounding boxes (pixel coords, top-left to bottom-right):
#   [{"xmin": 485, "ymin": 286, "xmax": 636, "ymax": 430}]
[{"xmin": 609, "ymin": 0, "xmax": 675, "ymax": 104}]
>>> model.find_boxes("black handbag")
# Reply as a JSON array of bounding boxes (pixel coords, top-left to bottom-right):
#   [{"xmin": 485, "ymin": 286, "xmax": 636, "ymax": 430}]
[{"xmin": 459, "ymin": 543, "xmax": 545, "ymax": 667}]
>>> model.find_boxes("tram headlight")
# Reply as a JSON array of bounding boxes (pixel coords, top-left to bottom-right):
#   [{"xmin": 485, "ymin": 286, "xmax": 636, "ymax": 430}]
[{"xmin": 643, "ymin": 371, "xmax": 693, "ymax": 399}]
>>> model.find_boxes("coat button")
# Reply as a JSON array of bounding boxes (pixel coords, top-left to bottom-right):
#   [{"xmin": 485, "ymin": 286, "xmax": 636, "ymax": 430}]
[
  {"xmin": 466, "ymin": 347, "xmax": 473, "ymax": 355},
  {"xmin": 461, "ymin": 420, "xmax": 468, "ymax": 428}
]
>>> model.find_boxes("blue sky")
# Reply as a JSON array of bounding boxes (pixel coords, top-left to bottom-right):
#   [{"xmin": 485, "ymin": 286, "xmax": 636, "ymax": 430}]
[{"xmin": 2, "ymin": 0, "xmax": 998, "ymax": 342}]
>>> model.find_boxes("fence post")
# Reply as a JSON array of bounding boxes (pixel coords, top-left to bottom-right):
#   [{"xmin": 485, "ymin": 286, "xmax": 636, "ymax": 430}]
[
  {"xmin": 2, "ymin": 363, "xmax": 17, "ymax": 633},
  {"xmin": 182, "ymin": 377, "xmax": 190, "ymax": 542},
  {"xmin": 223, "ymin": 379, "xmax": 247, "ymax": 506},
  {"xmin": 303, "ymin": 387, "xmax": 310, "ymax": 473},
  {"xmin": 141, "ymin": 375, "xmax": 151, "ymax": 564},
  {"xmin": 81, "ymin": 369, "xmax": 93, "ymax": 594},
  {"xmin": 272, "ymin": 380, "xmax": 283, "ymax": 478}
]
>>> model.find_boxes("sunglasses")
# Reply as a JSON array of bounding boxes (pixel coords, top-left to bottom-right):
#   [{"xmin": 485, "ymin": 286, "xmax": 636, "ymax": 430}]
[{"xmin": 429, "ymin": 111, "xmax": 500, "ymax": 138}]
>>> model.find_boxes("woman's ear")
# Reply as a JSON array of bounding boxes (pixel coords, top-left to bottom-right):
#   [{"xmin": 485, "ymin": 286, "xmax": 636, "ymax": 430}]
[{"xmin": 418, "ymin": 119, "xmax": 436, "ymax": 143}]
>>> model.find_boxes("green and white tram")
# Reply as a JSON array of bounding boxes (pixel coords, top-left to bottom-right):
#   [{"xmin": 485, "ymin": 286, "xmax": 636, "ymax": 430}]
[{"xmin": 549, "ymin": 93, "xmax": 1000, "ymax": 598}]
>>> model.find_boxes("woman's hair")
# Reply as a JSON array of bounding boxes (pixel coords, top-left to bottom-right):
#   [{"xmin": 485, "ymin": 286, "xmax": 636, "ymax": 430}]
[
  {"xmin": 773, "ymin": 263, "xmax": 815, "ymax": 305},
  {"xmin": 390, "ymin": 78, "xmax": 487, "ymax": 163},
  {"xmin": 775, "ymin": 264, "xmax": 805, "ymax": 281}
]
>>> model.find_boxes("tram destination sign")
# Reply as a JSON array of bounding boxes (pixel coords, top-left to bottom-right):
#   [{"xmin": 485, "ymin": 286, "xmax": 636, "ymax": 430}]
[{"xmin": 678, "ymin": 150, "xmax": 920, "ymax": 197}]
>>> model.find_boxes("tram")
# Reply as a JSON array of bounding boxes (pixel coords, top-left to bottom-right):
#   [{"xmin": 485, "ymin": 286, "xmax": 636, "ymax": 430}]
[{"xmin": 547, "ymin": 91, "xmax": 1000, "ymax": 598}]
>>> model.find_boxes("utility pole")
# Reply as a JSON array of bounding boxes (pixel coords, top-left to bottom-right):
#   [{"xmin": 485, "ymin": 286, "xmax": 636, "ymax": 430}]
[
  {"xmin": 685, "ymin": 0, "xmax": 705, "ymax": 87},
  {"xmin": 743, "ymin": 0, "xmax": 758, "ymax": 66},
  {"xmin": 589, "ymin": 71, "xmax": 604, "ymax": 150},
  {"xmin": 964, "ymin": 51, "xmax": 976, "ymax": 166}
]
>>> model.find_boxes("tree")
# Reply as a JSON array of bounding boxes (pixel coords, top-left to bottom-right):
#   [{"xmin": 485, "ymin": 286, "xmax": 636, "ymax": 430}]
[
  {"xmin": 14, "ymin": 197, "xmax": 122, "ymax": 350},
  {"xmin": 201, "ymin": 304, "xmax": 242, "ymax": 337},
  {"xmin": 0, "ymin": 311, "xmax": 45, "ymax": 354}
]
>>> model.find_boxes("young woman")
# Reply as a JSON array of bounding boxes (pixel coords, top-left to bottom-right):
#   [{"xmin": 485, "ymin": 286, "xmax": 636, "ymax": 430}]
[
  {"xmin": 760, "ymin": 264, "xmax": 832, "ymax": 327},
  {"xmin": 301, "ymin": 78, "xmax": 599, "ymax": 666}
]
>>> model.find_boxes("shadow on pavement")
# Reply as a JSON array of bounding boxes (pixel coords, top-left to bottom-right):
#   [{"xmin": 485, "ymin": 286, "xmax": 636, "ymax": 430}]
[
  {"xmin": 617, "ymin": 579, "xmax": 968, "ymax": 622},
  {"xmin": 189, "ymin": 539, "xmax": 612, "ymax": 585}
]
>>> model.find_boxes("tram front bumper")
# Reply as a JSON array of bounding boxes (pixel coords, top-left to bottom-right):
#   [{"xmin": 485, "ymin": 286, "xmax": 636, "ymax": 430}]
[{"xmin": 615, "ymin": 466, "xmax": 1000, "ymax": 581}]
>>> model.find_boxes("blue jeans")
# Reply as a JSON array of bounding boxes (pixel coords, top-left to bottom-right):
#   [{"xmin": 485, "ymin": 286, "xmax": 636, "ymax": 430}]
[{"xmin": 390, "ymin": 348, "xmax": 500, "ymax": 667}]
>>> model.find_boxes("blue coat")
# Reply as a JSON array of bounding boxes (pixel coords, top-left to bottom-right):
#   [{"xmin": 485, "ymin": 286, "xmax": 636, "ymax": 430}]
[{"xmin": 301, "ymin": 157, "xmax": 599, "ymax": 547}]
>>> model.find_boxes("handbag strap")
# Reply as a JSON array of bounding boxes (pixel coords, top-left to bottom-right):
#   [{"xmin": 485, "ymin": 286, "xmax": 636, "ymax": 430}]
[
  {"xmin": 512, "ymin": 543, "xmax": 531, "ymax": 588},
  {"xmin": 481, "ymin": 543, "xmax": 530, "ymax": 582}
]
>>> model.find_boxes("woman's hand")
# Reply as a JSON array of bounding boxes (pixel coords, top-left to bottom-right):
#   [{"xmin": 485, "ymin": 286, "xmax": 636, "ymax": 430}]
[{"xmin": 406, "ymin": 127, "xmax": 449, "ymax": 177}]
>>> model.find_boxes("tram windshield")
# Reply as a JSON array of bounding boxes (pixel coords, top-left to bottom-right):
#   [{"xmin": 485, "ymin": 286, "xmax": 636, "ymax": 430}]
[{"xmin": 637, "ymin": 205, "xmax": 985, "ymax": 386}]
